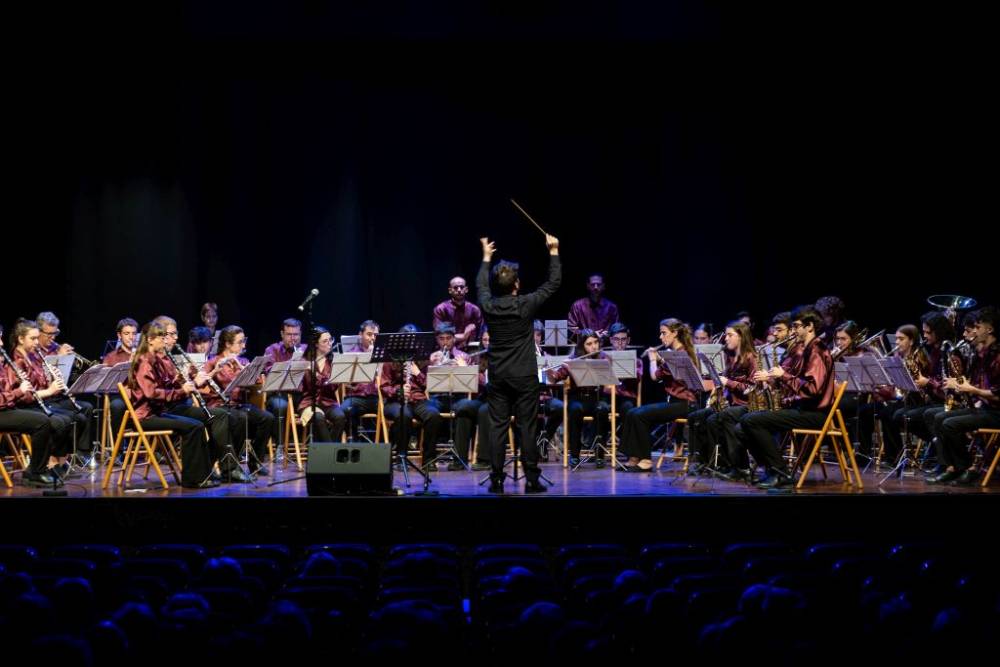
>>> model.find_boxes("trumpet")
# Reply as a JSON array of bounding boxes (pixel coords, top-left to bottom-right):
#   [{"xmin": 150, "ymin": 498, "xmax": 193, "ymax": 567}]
[
  {"xmin": 72, "ymin": 352, "xmax": 98, "ymax": 370},
  {"xmin": 37, "ymin": 352, "xmax": 83, "ymax": 413}
]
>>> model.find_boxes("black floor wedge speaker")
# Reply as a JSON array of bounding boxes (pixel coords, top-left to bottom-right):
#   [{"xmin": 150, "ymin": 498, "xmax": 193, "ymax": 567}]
[{"xmin": 305, "ymin": 442, "xmax": 393, "ymax": 495}]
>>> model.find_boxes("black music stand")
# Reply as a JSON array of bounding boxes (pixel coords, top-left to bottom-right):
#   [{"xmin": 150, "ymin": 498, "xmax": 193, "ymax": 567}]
[
  {"xmin": 877, "ymin": 357, "xmax": 924, "ymax": 484},
  {"xmin": 660, "ymin": 350, "xmax": 704, "ymax": 478},
  {"xmin": 370, "ymin": 331, "xmax": 438, "ymax": 493},
  {"xmin": 224, "ymin": 355, "xmax": 270, "ymax": 471}
]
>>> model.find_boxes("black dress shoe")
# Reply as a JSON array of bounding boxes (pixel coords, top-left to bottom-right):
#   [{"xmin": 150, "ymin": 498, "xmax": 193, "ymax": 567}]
[
  {"xmin": 446, "ymin": 460, "xmax": 466, "ymax": 471},
  {"xmin": 949, "ymin": 469, "xmax": 980, "ymax": 486},
  {"xmin": 487, "ymin": 479, "xmax": 504, "ymax": 494},
  {"xmin": 524, "ymin": 479, "xmax": 548, "ymax": 494},
  {"xmin": 183, "ymin": 479, "xmax": 220, "ymax": 489},
  {"xmin": 225, "ymin": 467, "xmax": 252, "ymax": 483},
  {"xmin": 927, "ymin": 469, "xmax": 961, "ymax": 484},
  {"xmin": 22, "ymin": 470, "xmax": 61, "ymax": 487},
  {"xmin": 755, "ymin": 469, "xmax": 793, "ymax": 489}
]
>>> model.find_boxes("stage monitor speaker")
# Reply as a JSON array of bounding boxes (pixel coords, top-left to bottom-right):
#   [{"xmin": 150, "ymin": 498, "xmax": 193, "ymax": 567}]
[{"xmin": 305, "ymin": 442, "xmax": 393, "ymax": 495}]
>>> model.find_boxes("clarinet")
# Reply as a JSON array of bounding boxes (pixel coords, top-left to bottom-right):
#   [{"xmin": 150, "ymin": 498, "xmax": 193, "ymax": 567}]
[
  {"xmin": 37, "ymin": 352, "xmax": 83, "ymax": 412},
  {"xmin": 0, "ymin": 344, "xmax": 52, "ymax": 416},
  {"xmin": 172, "ymin": 344, "xmax": 229, "ymax": 406},
  {"xmin": 161, "ymin": 347, "xmax": 216, "ymax": 422}
]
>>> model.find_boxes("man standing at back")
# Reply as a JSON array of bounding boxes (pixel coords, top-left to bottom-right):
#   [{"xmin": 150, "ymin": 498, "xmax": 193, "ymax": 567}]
[
  {"xmin": 433, "ymin": 276, "xmax": 483, "ymax": 350},
  {"xmin": 477, "ymin": 234, "xmax": 561, "ymax": 494}
]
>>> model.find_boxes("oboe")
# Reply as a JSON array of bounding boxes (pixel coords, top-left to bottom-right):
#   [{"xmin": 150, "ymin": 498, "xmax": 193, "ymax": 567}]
[
  {"xmin": 38, "ymin": 352, "xmax": 83, "ymax": 412},
  {"xmin": 0, "ymin": 338, "xmax": 52, "ymax": 416}
]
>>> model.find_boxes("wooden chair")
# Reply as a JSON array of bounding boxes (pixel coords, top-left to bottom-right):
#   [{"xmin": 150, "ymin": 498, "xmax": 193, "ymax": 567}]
[
  {"xmin": 654, "ymin": 418, "xmax": 689, "ymax": 472},
  {"xmin": 790, "ymin": 381, "xmax": 862, "ymax": 489},
  {"xmin": 561, "ymin": 380, "xmax": 618, "ymax": 469},
  {"xmin": 101, "ymin": 383, "xmax": 181, "ymax": 490},
  {"xmin": 976, "ymin": 428, "xmax": 1000, "ymax": 487},
  {"xmin": 0, "ymin": 433, "xmax": 29, "ymax": 487}
]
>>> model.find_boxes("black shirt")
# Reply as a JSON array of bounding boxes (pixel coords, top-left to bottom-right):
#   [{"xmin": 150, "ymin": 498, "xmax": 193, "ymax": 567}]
[{"xmin": 477, "ymin": 255, "xmax": 561, "ymax": 378}]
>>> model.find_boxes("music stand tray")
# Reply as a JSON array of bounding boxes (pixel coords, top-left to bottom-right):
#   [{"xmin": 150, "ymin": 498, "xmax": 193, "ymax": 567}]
[
  {"xmin": 565, "ymin": 358, "xmax": 618, "ymax": 388},
  {"xmin": 835, "ymin": 362, "xmax": 862, "ymax": 393},
  {"xmin": 226, "ymin": 356, "xmax": 270, "ymax": 399},
  {"xmin": 606, "ymin": 350, "xmax": 638, "ymax": 380},
  {"xmin": 661, "ymin": 350, "xmax": 705, "ymax": 393},
  {"xmin": 694, "ymin": 344, "xmax": 725, "ymax": 376},
  {"xmin": 328, "ymin": 352, "xmax": 379, "ymax": 386},
  {"xmin": 427, "ymin": 365, "xmax": 479, "ymax": 394},
  {"xmin": 261, "ymin": 360, "xmax": 310, "ymax": 394},
  {"xmin": 543, "ymin": 320, "xmax": 570, "ymax": 348},
  {"xmin": 69, "ymin": 365, "xmax": 112, "ymax": 395}
]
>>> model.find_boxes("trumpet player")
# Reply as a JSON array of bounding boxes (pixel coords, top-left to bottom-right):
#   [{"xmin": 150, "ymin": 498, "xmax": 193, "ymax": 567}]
[
  {"xmin": 102, "ymin": 318, "xmax": 139, "ymax": 366},
  {"xmin": 738, "ymin": 305, "xmax": 835, "ymax": 488},
  {"xmin": 867, "ymin": 324, "xmax": 928, "ymax": 463},
  {"xmin": 10, "ymin": 318, "xmax": 86, "ymax": 479},
  {"xmin": 202, "ymin": 326, "xmax": 275, "ymax": 476},
  {"xmin": 927, "ymin": 306, "xmax": 1000, "ymax": 485},
  {"xmin": 35, "ymin": 311, "xmax": 75, "ymax": 357},
  {"xmin": 619, "ymin": 319, "xmax": 699, "ymax": 472},
  {"xmin": 425, "ymin": 323, "xmax": 482, "ymax": 470},
  {"xmin": 299, "ymin": 326, "xmax": 347, "ymax": 444}
]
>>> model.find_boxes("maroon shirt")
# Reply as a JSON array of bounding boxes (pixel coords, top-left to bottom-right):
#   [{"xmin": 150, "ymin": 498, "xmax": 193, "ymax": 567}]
[
  {"xmin": 128, "ymin": 352, "xmax": 187, "ymax": 420},
  {"xmin": 103, "ymin": 347, "xmax": 133, "ymax": 367},
  {"xmin": 0, "ymin": 363, "xmax": 29, "ymax": 409},
  {"xmin": 567, "ymin": 297, "xmax": 619, "ymax": 334},
  {"xmin": 380, "ymin": 361, "xmax": 429, "ymax": 403},
  {"xmin": 344, "ymin": 344, "xmax": 379, "ymax": 398},
  {"xmin": 722, "ymin": 353, "xmax": 757, "ymax": 407},
  {"xmin": 299, "ymin": 357, "xmax": 341, "ymax": 410},
  {"xmin": 432, "ymin": 300, "xmax": 484, "ymax": 349},
  {"xmin": 13, "ymin": 351, "xmax": 49, "ymax": 403},
  {"xmin": 776, "ymin": 337, "xmax": 834, "ymax": 411},
  {"xmin": 264, "ymin": 342, "xmax": 305, "ymax": 364},
  {"xmin": 970, "ymin": 342, "xmax": 1000, "ymax": 409},
  {"xmin": 652, "ymin": 351, "xmax": 698, "ymax": 403},
  {"xmin": 201, "ymin": 355, "xmax": 251, "ymax": 407}
]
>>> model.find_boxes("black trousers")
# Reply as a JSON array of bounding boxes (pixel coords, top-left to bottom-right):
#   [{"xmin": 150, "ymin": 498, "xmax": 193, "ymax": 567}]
[
  {"xmin": 740, "ymin": 408, "xmax": 826, "ymax": 472},
  {"xmin": 687, "ymin": 406, "xmax": 716, "ymax": 465},
  {"xmin": 475, "ymin": 402, "xmax": 499, "ymax": 465},
  {"xmin": 714, "ymin": 405, "xmax": 750, "ymax": 468},
  {"xmin": 309, "ymin": 404, "xmax": 346, "ymax": 443},
  {"xmin": 168, "ymin": 404, "xmax": 233, "ymax": 471},
  {"xmin": 341, "ymin": 395, "xmax": 378, "ymax": 438},
  {"xmin": 938, "ymin": 408, "xmax": 1000, "ymax": 469},
  {"xmin": 140, "ymin": 413, "xmax": 211, "ymax": 486},
  {"xmin": 49, "ymin": 397, "xmax": 93, "ymax": 454},
  {"xmin": 540, "ymin": 397, "xmax": 564, "ymax": 441},
  {"xmin": 430, "ymin": 395, "xmax": 481, "ymax": 462},
  {"xmin": 487, "ymin": 375, "xmax": 541, "ymax": 481},
  {"xmin": 24, "ymin": 406, "xmax": 74, "ymax": 458},
  {"xmin": 897, "ymin": 402, "xmax": 943, "ymax": 443},
  {"xmin": 225, "ymin": 404, "xmax": 276, "ymax": 465},
  {"xmin": 620, "ymin": 400, "xmax": 691, "ymax": 461},
  {"xmin": 0, "ymin": 408, "xmax": 54, "ymax": 474},
  {"xmin": 384, "ymin": 400, "xmax": 441, "ymax": 459},
  {"xmin": 563, "ymin": 391, "xmax": 610, "ymax": 458}
]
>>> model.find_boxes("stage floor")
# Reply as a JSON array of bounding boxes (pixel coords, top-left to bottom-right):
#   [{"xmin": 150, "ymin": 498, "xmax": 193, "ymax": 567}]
[{"xmin": 2, "ymin": 458, "xmax": 994, "ymax": 499}]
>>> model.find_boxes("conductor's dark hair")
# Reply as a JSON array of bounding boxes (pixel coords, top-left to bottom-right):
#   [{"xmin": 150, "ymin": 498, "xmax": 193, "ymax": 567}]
[{"xmin": 491, "ymin": 260, "xmax": 520, "ymax": 295}]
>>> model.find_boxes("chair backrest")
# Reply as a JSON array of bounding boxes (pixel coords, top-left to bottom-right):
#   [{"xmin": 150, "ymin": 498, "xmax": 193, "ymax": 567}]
[
  {"xmin": 819, "ymin": 381, "xmax": 848, "ymax": 434},
  {"xmin": 118, "ymin": 382, "xmax": 143, "ymax": 432}
]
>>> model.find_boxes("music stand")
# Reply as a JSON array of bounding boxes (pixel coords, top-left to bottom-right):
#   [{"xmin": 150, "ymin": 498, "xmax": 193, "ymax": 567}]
[
  {"xmin": 695, "ymin": 344, "xmax": 725, "ymax": 376},
  {"xmin": 425, "ymin": 364, "xmax": 480, "ymax": 470},
  {"xmin": 340, "ymin": 334, "xmax": 360, "ymax": 351},
  {"xmin": 661, "ymin": 350, "xmax": 705, "ymax": 393},
  {"xmin": 44, "ymin": 354, "xmax": 75, "ymax": 384},
  {"xmin": 543, "ymin": 320, "xmax": 570, "ymax": 350},
  {"xmin": 606, "ymin": 350, "xmax": 638, "ymax": 380},
  {"xmin": 328, "ymin": 352, "xmax": 379, "ymax": 386},
  {"xmin": 262, "ymin": 360, "xmax": 310, "ymax": 469},
  {"xmin": 216, "ymin": 355, "xmax": 270, "ymax": 473},
  {"xmin": 563, "ymin": 358, "xmax": 622, "ymax": 471},
  {"xmin": 878, "ymin": 356, "xmax": 924, "ymax": 484},
  {"xmin": 835, "ymin": 362, "xmax": 861, "ymax": 394},
  {"xmin": 370, "ymin": 331, "xmax": 438, "ymax": 493}
]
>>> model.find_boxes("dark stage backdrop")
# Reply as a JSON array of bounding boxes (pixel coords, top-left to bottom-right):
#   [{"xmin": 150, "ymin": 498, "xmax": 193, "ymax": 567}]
[{"xmin": 5, "ymin": 2, "xmax": 993, "ymax": 358}]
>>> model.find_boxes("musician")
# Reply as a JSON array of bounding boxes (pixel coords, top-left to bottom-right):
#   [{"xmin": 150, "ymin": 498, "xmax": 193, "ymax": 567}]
[
  {"xmin": 688, "ymin": 322, "xmax": 758, "ymax": 477},
  {"xmin": 478, "ymin": 234, "xmax": 561, "ymax": 493},
  {"xmin": 534, "ymin": 320, "xmax": 545, "ymax": 349},
  {"xmin": 738, "ymin": 305, "xmax": 835, "ymax": 488},
  {"xmin": 605, "ymin": 322, "xmax": 642, "ymax": 417},
  {"xmin": 298, "ymin": 326, "xmax": 347, "ymax": 445},
  {"xmin": 126, "ymin": 321, "xmax": 214, "ymax": 488},
  {"xmin": 35, "ymin": 312, "xmax": 74, "ymax": 357},
  {"xmin": 186, "ymin": 326, "xmax": 213, "ymax": 355},
  {"xmin": 815, "ymin": 295, "xmax": 846, "ymax": 342},
  {"xmin": 735, "ymin": 311, "xmax": 763, "ymax": 346},
  {"xmin": 619, "ymin": 319, "xmax": 699, "ymax": 472},
  {"xmin": 153, "ymin": 315, "xmax": 247, "ymax": 483},
  {"xmin": 264, "ymin": 318, "xmax": 306, "ymax": 443},
  {"xmin": 831, "ymin": 320, "xmax": 874, "ymax": 433},
  {"xmin": 379, "ymin": 324, "xmax": 441, "ymax": 467},
  {"xmin": 102, "ymin": 317, "xmax": 139, "ymax": 444},
  {"xmin": 927, "ymin": 306, "xmax": 1000, "ymax": 485},
  {"xmin": 432, "ymin": 277, "xmax": 483, "ymax": 350},
  {"xmin": 535, "ymin": 319, "xmax": 563, "ymax": 459},
  {"xmin": 906, "ymin": 311, "xmax": 958, "ymax": 446},
  {"xmin": 546, "ymin": 329, "xmax": 611, "ymax": 467},
  {"xmin": 693, "ymin": 324, "xmax": 713, "ymax": 345},
  {"xmin": 864, "ymin": 325, "xmax": 928, "ymax": 463},
  {"xmin": 567, "ymin": 274, "xmax": 619, "ymax": 340},
  {"xmin": 0, "ymin": 351, "xmax": 59, "ymax": 487},
  {"xmin": 426, "ymin": 323, "xmax": 482, "ymax": 471},
  {"xmin": 201, "ymin": 326, "xmax": 275, "ymax": 476},
  {"xmin": 200, "ymin": 302, "xmax": 220, "ymax": 355},
  {"xmin": 341, "ymin": 319, "xmax": 380, "ymax": 439},
  {"xmin": 102, "ymin": 318, "xmax": 139, "ymax": 366},
  {"xmin": 471, "ymin": 326, "xmax": 495, "ymax": 471},
  {"xmin": 12, "ymin": 318, "xmax": 92, "ymax": 472}
]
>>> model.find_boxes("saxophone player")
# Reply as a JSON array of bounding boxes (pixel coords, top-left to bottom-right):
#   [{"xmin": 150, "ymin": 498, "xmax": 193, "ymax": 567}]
[
  {"xmin": 738, "ymin": 306, "xmax": 835, "ymax": 488},
  {"xmin": 927, "ymin": 306, "xmax": 1000, "ymax": 485},
  {"xmin": 201, "ymin": 326, "xmax": 275, "ymax": 477},
  {"xmin": 688, "ymin": 321, "xmax": 758, "ymax": 478}
]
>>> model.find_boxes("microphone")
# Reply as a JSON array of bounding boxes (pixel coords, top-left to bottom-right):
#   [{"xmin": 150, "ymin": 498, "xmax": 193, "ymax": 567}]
[{"xmin": 297, "ymin": 288, "xmax": 319, "ymax": 311}]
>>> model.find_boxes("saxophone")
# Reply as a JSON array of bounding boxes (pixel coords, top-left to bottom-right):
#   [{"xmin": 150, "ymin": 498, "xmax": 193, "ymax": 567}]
[
  {"xmin": 942, "ymin": 342, "xmax": 969, "ymax": 411},
  {"xmin": 768, "ymin": 338, "xmax": 787, "ymax": 410},
  {"xmin": 746, "ymin": 346, "xmax": 772, "ymax": 412}
]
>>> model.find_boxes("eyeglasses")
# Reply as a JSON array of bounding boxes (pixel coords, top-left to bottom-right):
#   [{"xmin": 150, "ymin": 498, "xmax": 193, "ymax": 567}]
[
  {"xmin": 41, "ymin": 329, "xmax": 60, "ymax": 337},
  {"xmin": 610, "ymin": 336, "xmax": 629, "ymax": 343},
  {"xmin": 791, "ymin": 322, "xmax": 805, "ymax": 330},
  {"xmin": 165, "ymin": 331, "xmax": 179, "ymax": 337}
]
